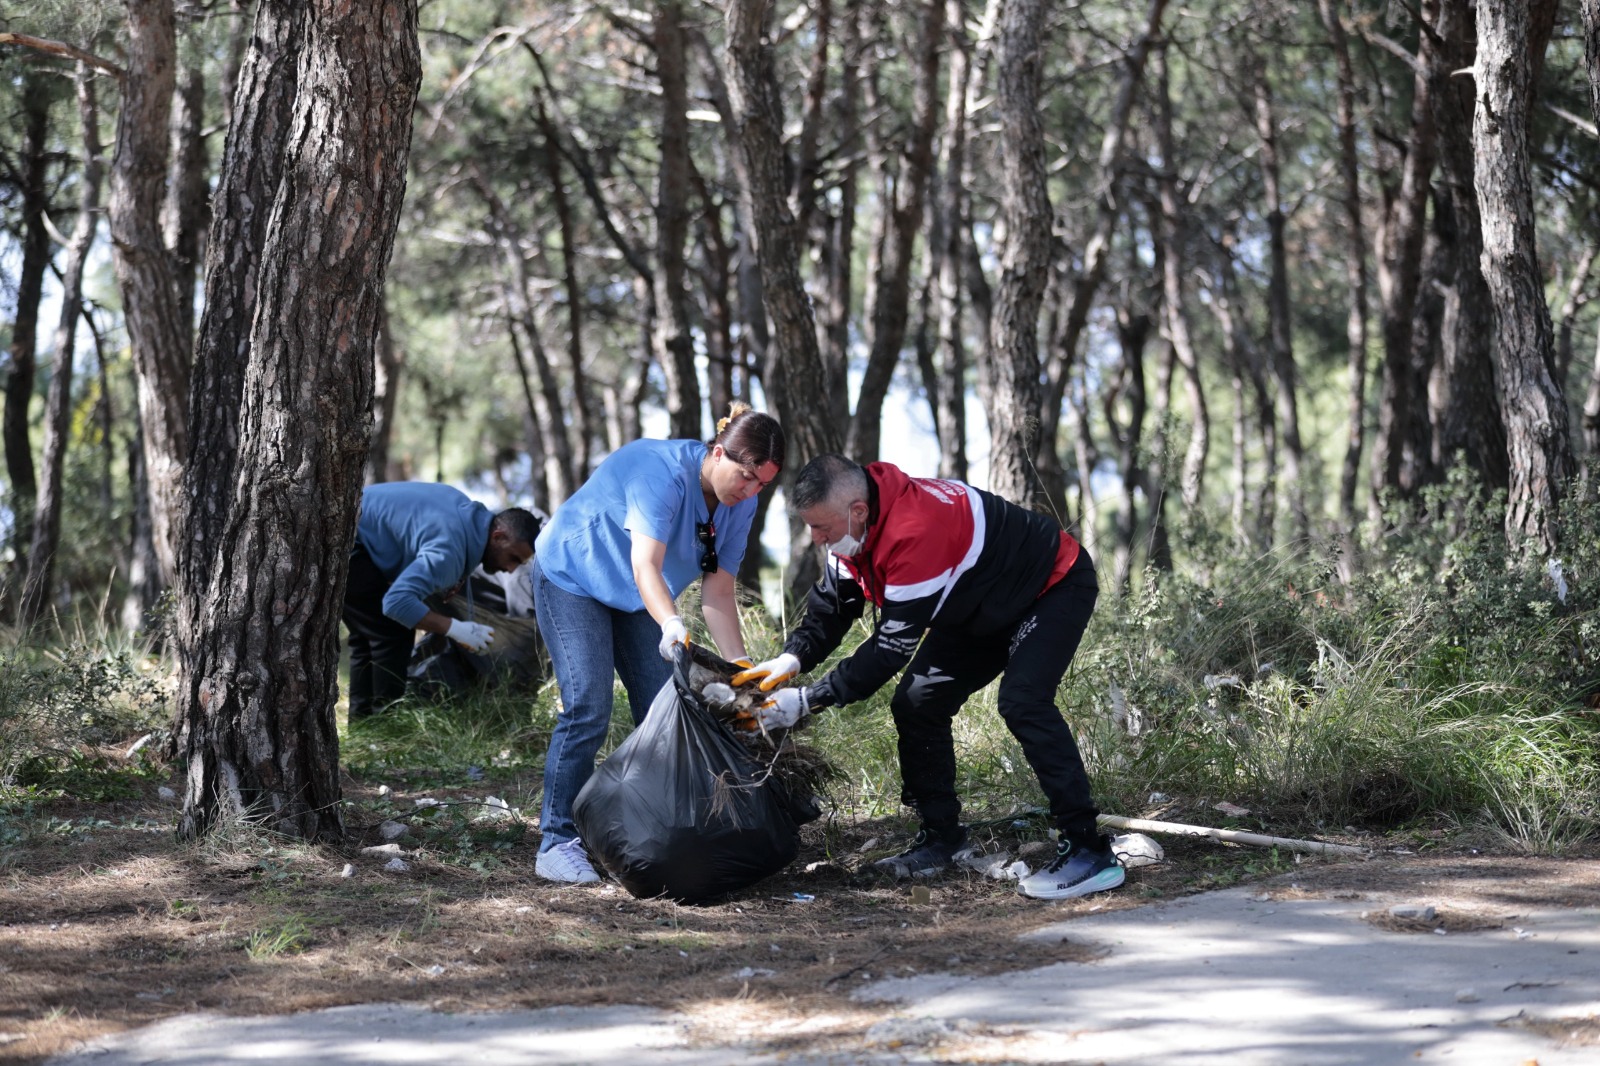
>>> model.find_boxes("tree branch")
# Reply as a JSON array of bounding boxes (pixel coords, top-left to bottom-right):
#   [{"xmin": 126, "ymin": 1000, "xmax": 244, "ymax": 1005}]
[{"xmin": 0, "ymin": 33, "xmax": 125, "ymax": 80}]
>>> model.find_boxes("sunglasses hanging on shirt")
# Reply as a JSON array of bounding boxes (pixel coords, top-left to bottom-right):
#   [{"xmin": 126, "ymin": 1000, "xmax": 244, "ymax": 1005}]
[{"xmin": 696, "ymin": 520, "xmax": 718, "ymax": 574}]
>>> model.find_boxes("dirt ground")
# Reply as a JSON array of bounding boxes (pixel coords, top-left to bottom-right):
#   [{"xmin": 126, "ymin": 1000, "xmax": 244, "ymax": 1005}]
[{"xmin": 3, "ymin": 774, "xmax": 1597, "ymax": 1066}]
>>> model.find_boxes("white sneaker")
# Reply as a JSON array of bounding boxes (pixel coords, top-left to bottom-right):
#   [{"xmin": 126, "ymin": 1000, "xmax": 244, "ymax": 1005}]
[{"xmin": 536, "ymin": 837, "xmax": 600, "ymax": 883}]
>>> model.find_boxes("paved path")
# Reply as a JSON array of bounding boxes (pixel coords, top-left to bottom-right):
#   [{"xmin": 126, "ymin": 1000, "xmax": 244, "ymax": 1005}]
[{"xmin": 50, "ymin": 885, "xmax": 1600, "ymax": 1065}]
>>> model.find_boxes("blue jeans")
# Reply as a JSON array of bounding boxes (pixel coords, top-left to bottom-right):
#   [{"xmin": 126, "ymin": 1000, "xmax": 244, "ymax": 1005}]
[{"xmin": 532, "ymin": 557, "xmax": 672, "ymax": 852}]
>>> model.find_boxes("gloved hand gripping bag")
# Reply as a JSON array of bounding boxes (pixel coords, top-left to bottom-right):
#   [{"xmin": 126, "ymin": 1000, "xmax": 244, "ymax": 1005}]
[{"xmin": 572, "ymin": 646, "xmax": 804, "ymax": 903}]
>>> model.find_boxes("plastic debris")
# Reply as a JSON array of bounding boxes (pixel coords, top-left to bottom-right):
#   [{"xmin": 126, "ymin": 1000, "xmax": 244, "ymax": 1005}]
[
  {"xmin": 378, "ymin": 820, "xmax": 407, "ymax": 841},
  {"xmin": 384, "ymin": 857, "xmax": 411, "ymax": 872},
  {"xmin": 1147, "ymin": 791, "xmax": 1171, "ymax": 805},
  {"xmin": 1111, "ymin": 832, "xmax": 1165, "ymax": 868},
  {"xmin": 476, "ymin": 796, "xmax": 513, "ymax": 821},
  {"xmin": 1213, "ymin": 801, "xmax": 1252, "ymax": 817},
  {"xmin": 125, "ymin": 734, "xmax": 155, "ymax": 760},
  {"xmin": 1005, "ymin": 860, "xmax": 1032, "ymax": 880},
  {"xmin": 339, "ymin": 864, "xmax": 355, "ymax": 878},
  {"xmin": 363, "ymin": 843, "xmax": 403, "ymax": 857},
  {"xmin": 730, "ymin": 967, "xmax": 776, "ymax": 979},
  {"xmin": 1388, "ymin": 904, "xmax": 1437, "ymax": 922},
  {"xmin": 157, "ymin": 786, "xmax": 177, "ymax": 802},
  {"xmin": 1203, "ymin": 674, "xmax": 1243, "ymax": 690},
  {"xmin": 701, "ymin": 682, "xmax": 737, "ymax": 709},
  {"xmin": 377, "ymin": 785, "xmax": 392, "ymax": 798}
]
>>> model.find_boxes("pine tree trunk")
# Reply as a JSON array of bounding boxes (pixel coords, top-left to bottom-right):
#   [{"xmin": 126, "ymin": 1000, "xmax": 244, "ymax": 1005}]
[
  {"xmin": 848, "ymin": 0, "xmax": 941, "ymax": 463},
  {"xmin": 984, "ymin": 0, "xmax": 1053, "ymax": 507},
  {"xmin": 1429, "ymin": 0, "xmax": 1507, "ymax": 489},
  {"xmin": 21, "ymin": 68, "xmax": 104, "ymax": 624},
  {"xmin": 178, "ymin": 0, "xmax": 421, "ymax": 842},
  {"xmin": 1473, "ymin": 0, "xmax": 1573, "ymax": 553},
  {"xmin": 368, "ymin": 305, "xmax": 402, "ymax": 485},
  {"xmin": 654, "ymin": 0, "xmax": 703, "ymax": 442},
  {"xmin": 1251, "ymin": 56, "xmax": 1305, "ymax": 540},
  {"xmin": 1372, "ymin": 0, "xmax": 1440, "ymax": 509},
  {"xmin": 1317, "ymin": 0, "xmax": 1372, "ymax": 531},
  {"xmin": 2, "ymin": 71, "xmax": 52, "ymax": 595},
  {"xmin": 111, "ymin": 0, "xmax": 191, "ymax": 591}
]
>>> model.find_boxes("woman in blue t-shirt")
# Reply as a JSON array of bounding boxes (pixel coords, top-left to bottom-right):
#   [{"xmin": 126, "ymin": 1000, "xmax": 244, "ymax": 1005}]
[{"xmin": 531, "ymin": 403, "xmax": 785, "ymax": 883}]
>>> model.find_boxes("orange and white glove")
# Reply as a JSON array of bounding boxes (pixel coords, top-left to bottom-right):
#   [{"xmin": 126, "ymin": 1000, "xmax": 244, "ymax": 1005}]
[
  {"xmin": 757, "ymin": 687, "xmax": 809, "ymax": 730},
  {"xmin": 731, "ymin": 652, "xmax": 801, "ymax": 691}
]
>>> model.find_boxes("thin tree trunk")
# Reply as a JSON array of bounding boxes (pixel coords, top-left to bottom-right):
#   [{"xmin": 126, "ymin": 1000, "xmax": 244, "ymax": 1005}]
[
  {"xmin": 1251, "ymin": 54, "xmax": 1305, "ymax": 540},
  {"xmin": 725, "ymin": 0, "xmax": 845, "ymax": 605},
  {"xmin": 1153, "ymin": 48, "xmax": 1207, "ymax": 512},
  {"xmin": 1372, "ymin": 0, "xmax": 1440, "ymax": 509},
  {"xmin": 1040, "ymin": 0, "xmax": 1169, "ymax": 509},
  {"xmin": 163, "ymin": 63, "xmax": 208, "ymax": 345},
  {"xmin": 1430, "ymin": 0, "xmax": 1506, "ymax": 490},
  {"xmin": 1555, "ymin": 248, "xmax": 1594, "ymax": 392},
  {"xmin": 931, "ymin": 0, "xmax": 972, "ymax": 481},
  {"xmin": 534, "ymin": 96, "xmax": 596, "ymax": 479},
  {"xmin": 1473, "ymin": 0, "xmax": 1573, "ymax": 553},
  {"xmin": 1318, "ymin": 0, "xmax": 1371, "ymax": 531},
  {"xmin": 368, "ymin": 303, "xmax": 403, "ymax": 485},
  {"xmin": 111, "ymin": 0, "xmax": 190, "ymax": 589},
  {"xmin": 984, "ymin": 0, "xmax": 1053, "ymax": 507},
  {"xmin": 847, "ymin": 0, "xmax": 941, "ymax": 464},
  {"xmin": 179, "ymin": 0, "xmax": 421, "ymax": 842},
  {"xmin": 3, "ymin": 70, "xmax": 52, "ymax": 595},
  {"xmin": 653, "ymin": 0, "xmax": 703, "ymax": 442},
  {"xmin": 1584, "ymin": 0, "xmax": 1600, "ymax": 475},
  {"xmin": 1108, "ymin": 300, "xmax": 1151, "ymax": 588},
  {"xmin": 21, "ymin": 68, "xmax": 104, "ymax": 624}
]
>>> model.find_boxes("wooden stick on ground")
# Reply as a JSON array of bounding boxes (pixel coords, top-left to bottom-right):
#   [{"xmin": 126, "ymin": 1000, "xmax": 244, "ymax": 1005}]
[{"xmin": 1099, "ymin": 813, "xmax": 1369, "ymax": 856}]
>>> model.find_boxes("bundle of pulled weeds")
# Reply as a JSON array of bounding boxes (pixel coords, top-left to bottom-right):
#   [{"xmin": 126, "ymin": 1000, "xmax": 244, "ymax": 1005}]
[{"xmin": 683, "ymin": 644, "xmax": 837, "ymax": 806}]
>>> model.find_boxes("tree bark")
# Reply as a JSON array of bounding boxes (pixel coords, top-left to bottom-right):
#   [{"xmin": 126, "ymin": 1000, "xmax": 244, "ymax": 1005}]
[
  {"xmin": 1156, "ymin": 47, "xmax": 1208, "ymax": 513},
  {"xmin": 724, "ymin": 0, "xmax": 843, "ymax": 469},
  {"xmin": 725, "ymin": 0, "xmax": 845, "ymax": 604},
  {"xmin": 1473, "ymin": 0, "xmax": 1573, "ymax": 553},
  {"xmin": 1429, "ymin": 0, "xmax": 1506, "ymax": 489},
  {"xmin": 21, "ymin": 68, "xmax": 104, "ymax": 624},
  {"xmin": 931, "ymin": 0, "xmax": 973, "ymax": 481},
  {"xmin": 847, "ymin": 0, "xmax": 941, "ymax": 464},
  {"xmin": 163, "ymin": 62, "xmax": 208, "ymax": 345},
  {"xmin": 1250, "ymin": 54, "xmax": 1305, "ymax": 540},
  {"xmin": 110, "ymin": 0, "xmax": 190, "ymax": 590},
  {"xmin": 181, "ymin": 0, "xmax": 303, "ymax": 628},
  {"xmin": 983, "ymin": 0, "xmax": 1053, "ymax": 507},
  {"xmin": 653, "ymin": 0, "xmax": 703, "ymax": 442},
  {"xmin": 1317, "ymin": 0, "xmax": 1371, "ymax": 532},
  {"xmin": 1372, "ymin": 0, "xmax": 1440, "ymax": 509},
  {"xmin": 368, "ymin": 303, "xmax": 403, "ymax": 485},
  {"xmin": 3, "ymin": 70, "xmax": 52, "ymax": 594},
  {"xmin": 178, "ymin": 0, "xmax": 422, "ymax": 842}
]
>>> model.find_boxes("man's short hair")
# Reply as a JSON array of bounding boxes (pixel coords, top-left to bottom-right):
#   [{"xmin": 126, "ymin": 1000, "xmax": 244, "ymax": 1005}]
[
  {"xmin": 792, "ymin": 454, "xmax": 868, "ymax": 512},
  {"xmin": 492, "ymin": 507, "xmax": 541, "ymax": 546}
]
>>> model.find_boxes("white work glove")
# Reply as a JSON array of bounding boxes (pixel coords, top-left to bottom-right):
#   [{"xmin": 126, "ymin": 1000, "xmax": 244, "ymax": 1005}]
[
  {"xmin": 731, "ymin": 652, "xmax": 801, "ymax": 692},
  {"xmin": 446, "ymin": 618, "xmax": 495, "ymax": 653},
  {"xmin": 658, "ymin": 614, "xmax": 689, "ymax": 661},
  {"xmin": 757, "ymin": 686, "xmax": 809, "ymax": 730}
]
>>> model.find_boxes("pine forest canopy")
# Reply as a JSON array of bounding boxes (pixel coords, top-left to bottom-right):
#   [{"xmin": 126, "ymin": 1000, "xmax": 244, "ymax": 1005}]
[{"xmin": 1, "ymin": 0, "xmax": 1598, "ymax": 622}]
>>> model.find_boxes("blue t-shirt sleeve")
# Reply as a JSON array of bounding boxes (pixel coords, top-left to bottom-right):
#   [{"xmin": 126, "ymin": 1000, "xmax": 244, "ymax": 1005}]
[
  {"xmin": 623, "ymin": 473, "xmax": 684, "ymax": 545},
  {"xmin": 382, "ymin": 544, "xmax": 466, "ymax": 628}
]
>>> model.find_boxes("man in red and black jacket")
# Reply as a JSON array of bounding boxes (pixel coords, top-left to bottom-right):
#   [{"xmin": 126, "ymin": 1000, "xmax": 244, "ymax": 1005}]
[{"xmin": 733, "ymin": 454, "xmax": 1124, "ymax": 901}]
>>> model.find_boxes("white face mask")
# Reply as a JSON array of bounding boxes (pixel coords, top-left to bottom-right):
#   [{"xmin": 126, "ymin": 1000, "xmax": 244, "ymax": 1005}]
[{"xmin": 823, "ymin": 510, "xmax": 863, "ymax": 557}]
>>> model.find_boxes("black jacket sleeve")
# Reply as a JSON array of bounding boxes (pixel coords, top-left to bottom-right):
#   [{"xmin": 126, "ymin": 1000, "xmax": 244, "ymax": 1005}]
[
  {"xmin": 803, "ymin": 588, "xmax": 939, "ymax": 711},
  {"xmin": 783, "ymin": 559, "xmax": 866, "ymax": 673}
]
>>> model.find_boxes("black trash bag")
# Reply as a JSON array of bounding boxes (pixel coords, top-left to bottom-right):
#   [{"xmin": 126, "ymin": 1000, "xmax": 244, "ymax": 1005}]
[{"xmin": 572, "ymin": 647, "xmax": 805, "ymax": 904}]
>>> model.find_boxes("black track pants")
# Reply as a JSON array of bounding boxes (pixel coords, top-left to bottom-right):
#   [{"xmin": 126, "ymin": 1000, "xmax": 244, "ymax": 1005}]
[
  {"xmin": 888, "ymin": 550, "xmax": 1100, "ymax": 846},
  {"xmin": 342, "ymin": 545, "xmax": 415, "ymax": 720}
]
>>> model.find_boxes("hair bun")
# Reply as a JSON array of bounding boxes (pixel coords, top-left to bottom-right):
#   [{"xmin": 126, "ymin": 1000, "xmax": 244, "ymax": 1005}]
[{"xmin": 717, "ymin": 401, "xmax": 753, "ymax": 434}]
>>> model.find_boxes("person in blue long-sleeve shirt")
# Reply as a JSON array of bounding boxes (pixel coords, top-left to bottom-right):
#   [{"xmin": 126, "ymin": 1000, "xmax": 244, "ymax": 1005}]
[{"xmin": 343, "ymin": 482, "xmax": 539, "ymax": 720}]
